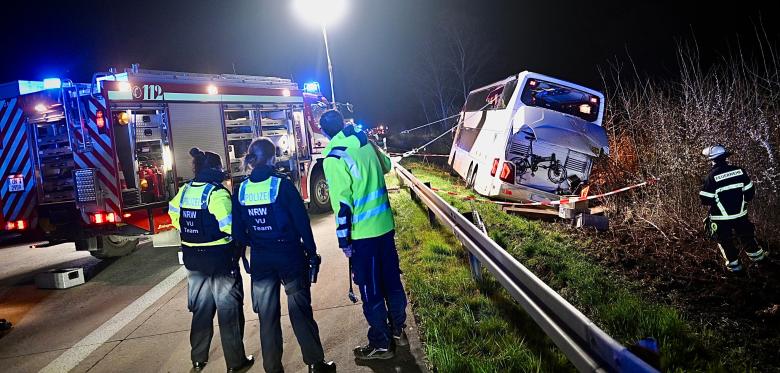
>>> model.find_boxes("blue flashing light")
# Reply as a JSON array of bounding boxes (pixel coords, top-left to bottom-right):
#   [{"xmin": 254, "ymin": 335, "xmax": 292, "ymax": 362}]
[
  {"xmin": 43, "ymin": 78, "xmax": 61, "ymax": 89},
  {"xmin": 354, "ymin": 123, "xmax": 364, "ymax": 132},
  {"xmin": 303, "ymin": 81, "xmax": 320, "ymax": 94}
]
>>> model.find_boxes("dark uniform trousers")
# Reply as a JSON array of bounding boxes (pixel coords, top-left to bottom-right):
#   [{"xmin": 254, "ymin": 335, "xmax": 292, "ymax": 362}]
[
  {"xmin": 187, "ymin": 267, "xmax": 246, "ymax": 368},
  {"xmin": 351, "ymin": 230, "xmax": 408, "ymax": 349},
  {"xmin": 252, "ymin": 265, "xmax": 325, "ymax": 373},
  {"xmin": 713, "ymin": 216, "xmax": 761, "ymax": 263}
]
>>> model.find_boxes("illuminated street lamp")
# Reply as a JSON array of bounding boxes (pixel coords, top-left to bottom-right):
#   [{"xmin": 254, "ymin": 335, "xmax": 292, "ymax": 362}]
[{"xmin": 293, "ymin": 0, "xmax": 347, "ymax": 109}]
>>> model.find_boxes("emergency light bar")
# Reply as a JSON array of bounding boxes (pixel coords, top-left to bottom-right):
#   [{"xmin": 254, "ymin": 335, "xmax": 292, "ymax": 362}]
[
  {"xmin": 43, "ymin": 78, "xmax": 62, "ymax": 89},
  {"xmin": 303, "ymin": 81, "xmax": 320, "ymax": 94}
]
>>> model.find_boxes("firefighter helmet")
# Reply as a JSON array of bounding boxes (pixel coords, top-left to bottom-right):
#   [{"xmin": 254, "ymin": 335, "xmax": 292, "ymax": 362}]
[{"xmin": 702, "ymin": 145, "xmax": 730, "ymax": 160}]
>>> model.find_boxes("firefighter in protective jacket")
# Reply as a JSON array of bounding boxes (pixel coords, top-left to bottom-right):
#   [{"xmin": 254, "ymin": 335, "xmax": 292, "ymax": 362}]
[
  {"xmin": 320, "ymin": 110, "xmax": 408, "ymax": 360},
  {"xmin": 699, "ymin": 145, "xmax": 767, "ymax": 273},
  {"xmin": 232, "ymin": 138, "xmax": 335, "ymax": 373},
  {"xmin": 168, "ymin": 148, "xmax": 253, "ymax": 372}
]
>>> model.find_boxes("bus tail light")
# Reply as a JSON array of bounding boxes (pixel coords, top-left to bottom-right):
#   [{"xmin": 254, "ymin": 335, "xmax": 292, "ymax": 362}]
[
  {"xmin": 499, "ymin": 162, "xmax": 515, "ymax": 182},
  {"xmin": 490, "ymin": 158, "xmax": 500, "ymax": 176}
]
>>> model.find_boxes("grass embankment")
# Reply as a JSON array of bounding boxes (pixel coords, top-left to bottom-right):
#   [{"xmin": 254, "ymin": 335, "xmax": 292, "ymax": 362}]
[
  {"xmin": 390, "ymin": 185, "xmax": 571, "ymax": 372},
  {"xmin": 390, "ymin": 162, "xmax": 735, "ymax": 372}
]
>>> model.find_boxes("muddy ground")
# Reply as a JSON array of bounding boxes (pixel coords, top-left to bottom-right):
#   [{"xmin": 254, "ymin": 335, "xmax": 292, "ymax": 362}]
[{"xmin": 573, "ymin": 219, "xmax": 780, "ymax": 371}]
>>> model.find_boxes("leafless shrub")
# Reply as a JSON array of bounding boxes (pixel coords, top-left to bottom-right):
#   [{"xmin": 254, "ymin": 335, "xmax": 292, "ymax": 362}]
[{"xmin": 596, "ymin": 31, "xmax": 780, "ymax": 248}]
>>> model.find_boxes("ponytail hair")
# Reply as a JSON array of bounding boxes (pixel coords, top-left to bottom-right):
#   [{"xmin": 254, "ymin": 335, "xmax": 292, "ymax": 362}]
[
  {"xmin": 190, "ymin": 147, "xmax": 223, "ymax": 175},
  {"xmin": 244, "ymin": 137, "xmax": 277, "ymax": 171}
]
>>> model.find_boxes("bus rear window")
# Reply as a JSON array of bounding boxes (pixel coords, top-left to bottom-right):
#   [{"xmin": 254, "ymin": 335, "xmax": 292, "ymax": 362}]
[{"xmin": 520, "ymin": 79, "xmax": 600, "ymax": 122}]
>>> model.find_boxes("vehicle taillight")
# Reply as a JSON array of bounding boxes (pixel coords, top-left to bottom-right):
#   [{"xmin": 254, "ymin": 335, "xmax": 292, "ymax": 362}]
[
  {"xmin": 490, "ymin": 158, "xmax": 500, "ymax": 176},
  {"xmin": 4, "ymin": 220, "xmax": 27, "ymax": 230},
  {"xmin": 96, "ymin": 111, "xmax": 105, "ymax": 129},
  {"xmin": 91, "ymin": 213, "xmax": 105, "ymax": 224},
  {"xmin": 499, "ymin": 162, "xmax": 515, "ymax": 182},
  {"xmin": 91, "ymin": 212, "xmax": 117, "ymax": 224}
]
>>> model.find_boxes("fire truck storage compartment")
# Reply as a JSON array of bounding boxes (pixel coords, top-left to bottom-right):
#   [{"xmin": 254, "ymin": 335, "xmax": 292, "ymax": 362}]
[
  {"xmin": 32, "ymin": 112, "xmax": 75, "ymax": 203},
  {"xmin": 261, "ymin": 108, "xmax": 298, "ymax": 181},
  {"xmin": 223, "ymin": 105, "xmax": 298, "ymax": 185},
  {"xmin": 224, "ymin": 107, "xmax": 259, "ymax": 182},
  {"xmin": 167, "ymin": 103, "xmax": 227, "ymax": 184},
  {"xmin": 113, "ymin": 108, "xmax": 173, "ymax": 207}
]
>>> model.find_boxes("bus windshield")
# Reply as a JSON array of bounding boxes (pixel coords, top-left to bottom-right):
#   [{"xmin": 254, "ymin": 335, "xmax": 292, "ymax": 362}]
[{"xmin": 520, "ymin": 79, "xmax": 600, "ymax": 122}]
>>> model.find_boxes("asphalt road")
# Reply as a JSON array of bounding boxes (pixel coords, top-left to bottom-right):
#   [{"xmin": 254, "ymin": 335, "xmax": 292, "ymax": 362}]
[{"xmin": 0, "ymin": 214, "xmax": 427, "ymax": 373}]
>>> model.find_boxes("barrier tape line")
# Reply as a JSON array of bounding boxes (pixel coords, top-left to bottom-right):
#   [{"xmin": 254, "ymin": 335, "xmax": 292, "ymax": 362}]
[
  {"xmin": 426, "ymin": 178, "xmax": 659, "ymax": 208},
  {"xmin": 389, "ymin": 152, "xmax": 451, "ymax": 158}
]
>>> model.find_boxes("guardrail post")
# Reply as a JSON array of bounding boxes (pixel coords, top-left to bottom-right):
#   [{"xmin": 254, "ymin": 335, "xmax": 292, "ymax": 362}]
[
  {"xmin": 462, "ymin": 211, "xmax": 484, "ymax": 282},
  {"xmin": 423, "ymin": 182, "xmax": 438, "ymax": 226}
]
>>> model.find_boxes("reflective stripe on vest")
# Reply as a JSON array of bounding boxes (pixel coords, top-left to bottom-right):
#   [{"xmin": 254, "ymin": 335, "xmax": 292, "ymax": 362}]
[
  {"xmin": 238, "ymin": 176, "xmax": 281, "ymax": 206},
  {"xmin": 218, "ymin": 215, "xmax": 232, "ymax": 230},
  {"xmin": 180, "ymin": 183, "xmax": 216, "ymax": 210},
  {"xmin": 353, "ymin": 187, "xmax": 387, "ymax": 208},
  {"xmin": 352, "ymin": 201, "xmax": 391, "ymax": 224},
  {"xmin": 712, "ymin": 182, "xmax": 746, "ymax": 220},
  {"xmin": 328, "ymin": 148, "xmax": 362, "ymax": 179}
]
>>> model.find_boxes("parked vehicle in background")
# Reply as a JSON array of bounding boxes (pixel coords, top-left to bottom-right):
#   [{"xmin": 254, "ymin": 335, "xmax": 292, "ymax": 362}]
[
  {"xmin": 448, "ymin": 71, "xmax": 610, "ymax": 202},
  {"xmin": 1, "ymin": 67, "xmax": 338, "ymax": 257}
]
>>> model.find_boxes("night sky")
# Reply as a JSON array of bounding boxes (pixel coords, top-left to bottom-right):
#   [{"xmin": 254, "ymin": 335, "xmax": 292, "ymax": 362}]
[{"xmin": 1, "ymin": 0, "xmax": 776, "ymax": 130}]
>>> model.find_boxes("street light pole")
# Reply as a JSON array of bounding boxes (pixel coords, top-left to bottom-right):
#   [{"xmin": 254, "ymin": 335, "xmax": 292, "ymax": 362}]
[{"xmin": 321, "ymin": 23, "xmax": 337, "ymax": 109}]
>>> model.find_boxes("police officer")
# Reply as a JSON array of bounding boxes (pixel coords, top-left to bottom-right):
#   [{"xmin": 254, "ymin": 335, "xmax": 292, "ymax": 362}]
[
  {"xmin": 233, "ymin": 138, "xmax": 336, "ymax": 373},
  {"xmin": 700, "ymin": 145, "xmax": 767, "ymax": 273},
  {"xmin": 168, "ymin": 148, "xmax": 254, "ymax": 372},
  {"xmin": 319, "ymin": 110, "xmax": 408, "ymax": 360}
]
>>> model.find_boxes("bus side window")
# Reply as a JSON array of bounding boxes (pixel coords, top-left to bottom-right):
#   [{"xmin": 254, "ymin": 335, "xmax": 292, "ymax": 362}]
[
  {"xmin": 464, "ymin": 89, "xmax": 491, "ymax": 112},
  {"xmin": 501, "ymin": 79, "xmax": 518, "ymax": 108}
]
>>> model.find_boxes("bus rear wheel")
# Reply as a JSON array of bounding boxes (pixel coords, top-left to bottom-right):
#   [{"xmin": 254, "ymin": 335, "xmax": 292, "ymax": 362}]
[
  {"xmin": 309, "ymin": 167, "xmax": 331, "ymax": 214},
  {"xmin": 76, "ymin": 235, "xmax": 140, "ymax": 259}
]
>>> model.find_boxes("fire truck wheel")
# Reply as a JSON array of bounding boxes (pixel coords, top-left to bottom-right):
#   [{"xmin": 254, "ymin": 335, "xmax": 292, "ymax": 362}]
[
  {"xmin": 91, "ymin": 235, "xmax": 140, "ymax": 259},
  {"xmin": 309, "ymin": 167, "xmax": 331, "ymax": 214}
]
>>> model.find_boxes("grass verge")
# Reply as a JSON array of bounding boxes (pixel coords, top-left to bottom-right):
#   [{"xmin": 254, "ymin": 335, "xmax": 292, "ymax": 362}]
[
  {"xmin": 391, "ymin": 161, "xmax": 739, "ymax": 372},
  {"xmin": 390, "ymin": 187, "xmax": 571, "ymax": 372}
]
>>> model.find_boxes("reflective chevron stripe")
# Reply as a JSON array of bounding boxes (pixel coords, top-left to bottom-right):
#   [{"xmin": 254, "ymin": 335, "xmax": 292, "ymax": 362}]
[
  {"xmin": 0, "ymin": 97, "xmax": 38, "ymax": 227},
  {"xmin": 70, "ymin": 94, "xmax": 121, "ymax": 223}
]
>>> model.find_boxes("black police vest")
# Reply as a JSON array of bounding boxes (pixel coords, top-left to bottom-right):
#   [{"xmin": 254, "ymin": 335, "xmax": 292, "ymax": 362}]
[
  {"xmin": 237, "ymin": 177, "xmax": 295, "ymax": 247},
  {"xmin": 179, "ymin": 182, "xmax": 230, "ymax": 245}
]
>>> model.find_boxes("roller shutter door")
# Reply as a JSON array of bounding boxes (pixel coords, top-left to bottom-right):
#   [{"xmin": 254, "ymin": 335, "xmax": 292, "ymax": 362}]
[{"xmin": 168, "ymin": 103, "xmax": 226, "ymax": 181}]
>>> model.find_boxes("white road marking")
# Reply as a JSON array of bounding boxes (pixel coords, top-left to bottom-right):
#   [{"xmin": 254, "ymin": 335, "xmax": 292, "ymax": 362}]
[{"xmin": 39, "ymin": 266, "xmax": 187, "ymax": 373}]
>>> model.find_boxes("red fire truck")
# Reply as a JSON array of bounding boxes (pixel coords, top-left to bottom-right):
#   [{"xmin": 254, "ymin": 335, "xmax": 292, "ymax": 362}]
[{"xmin": 0, "ymin": 67, "xmax": 337, "ymax": 257}]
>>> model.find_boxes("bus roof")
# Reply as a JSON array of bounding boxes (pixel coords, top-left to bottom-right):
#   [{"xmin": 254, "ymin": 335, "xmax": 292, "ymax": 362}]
[{"xmin": 469, "ymin": 71, "xmax": 604, "ymax": 101}]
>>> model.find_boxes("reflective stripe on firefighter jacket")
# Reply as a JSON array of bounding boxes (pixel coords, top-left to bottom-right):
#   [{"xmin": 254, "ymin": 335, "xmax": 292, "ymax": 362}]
[
  {"xmin": 699, "ymin": 163, "xmax": 754, "ymax": 221},
  {"xmin": 236, "ymin": 176, "xmax": 293, "ymax": 245},
  {"xmin": 322, "ymin": 125, "xmax": 394, "ymax": 247},
  {"xmin": 168, "ymin": 182, "xmax": 232, "ymax": 246}
]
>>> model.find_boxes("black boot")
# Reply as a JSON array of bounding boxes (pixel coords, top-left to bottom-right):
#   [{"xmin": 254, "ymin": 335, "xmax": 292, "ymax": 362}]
[
  {"xmin": 354, "ymin": 344, "xmax": 395, "ymax": 360},
  {"xmin": 191, "ymin": 361, "xmax": 207, "ymax": 371},
  {"xmin": 308, "ymin": 360, "xmax": 337, "ymax": 372},
  {"xmin": 226, "ymin": 355, "xmax": 254, "ymax": 373}
]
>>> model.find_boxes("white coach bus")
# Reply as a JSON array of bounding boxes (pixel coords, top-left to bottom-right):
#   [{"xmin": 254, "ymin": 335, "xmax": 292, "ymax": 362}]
[{"xmin": 448, "ymin": 71, "xmax": 610, "ymax": 202}]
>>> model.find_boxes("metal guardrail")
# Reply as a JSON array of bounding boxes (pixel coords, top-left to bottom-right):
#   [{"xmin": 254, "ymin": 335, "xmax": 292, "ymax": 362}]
[{"xmin": 394, "ymin": 163, "xmax": 659, "ymax": 373}]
